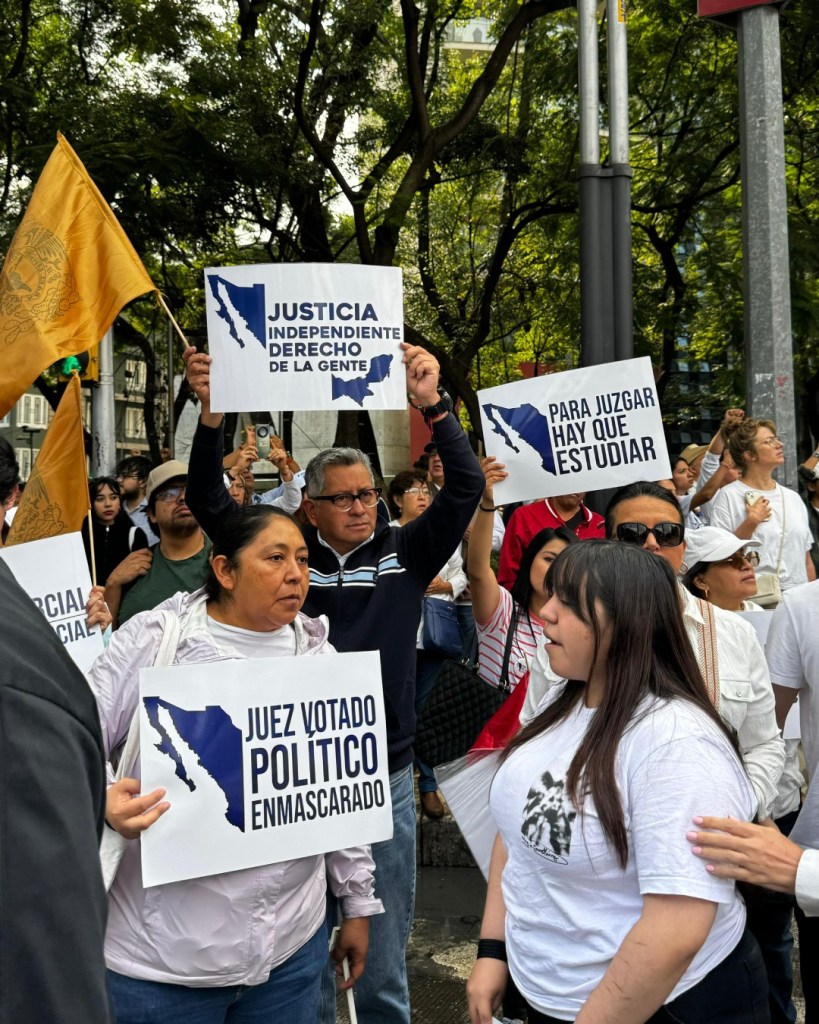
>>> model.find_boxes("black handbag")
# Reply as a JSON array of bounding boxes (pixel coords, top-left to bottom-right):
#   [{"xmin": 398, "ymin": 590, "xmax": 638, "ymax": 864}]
[{"xmin": 414, "ymin": 620, "xmax": 517, "ymax": 768}]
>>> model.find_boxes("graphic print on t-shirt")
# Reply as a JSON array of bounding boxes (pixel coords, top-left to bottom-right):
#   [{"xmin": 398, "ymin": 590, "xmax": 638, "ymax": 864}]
[{"xmin": 521, "ymin": 770, "xmax": 576, "ymax": 864}]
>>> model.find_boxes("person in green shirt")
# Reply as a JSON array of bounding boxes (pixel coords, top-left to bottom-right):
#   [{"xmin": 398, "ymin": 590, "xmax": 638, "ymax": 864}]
[{"xmin": 105, "ymin": 461, "xmax": 210, "ymax": 626}]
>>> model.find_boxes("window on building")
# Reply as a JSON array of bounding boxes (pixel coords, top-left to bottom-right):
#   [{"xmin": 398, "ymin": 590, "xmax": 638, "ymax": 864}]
[
  {"xmin": 18, "ymin": 393, "xmax": 49, "ymax": 429},
  {"xmin": 0, "ymin": 409, "xmax": 10, "ymax": 428},
  {"xmin": 125, "ymin": 359, "xmax": 147, "ymax": 394},
  {"xmin": 125, "ymin": 407, "xmax": 146, "ymax": 440},
  {"xmin": 15, "ymin": 447, "xmax": 40, "ymax": 481}
]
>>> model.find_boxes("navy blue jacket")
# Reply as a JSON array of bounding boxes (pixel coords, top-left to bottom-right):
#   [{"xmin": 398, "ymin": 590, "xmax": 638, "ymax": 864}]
[{"xmin": 186, "ymin": 414, "xmax": 484, "ymax": 772}]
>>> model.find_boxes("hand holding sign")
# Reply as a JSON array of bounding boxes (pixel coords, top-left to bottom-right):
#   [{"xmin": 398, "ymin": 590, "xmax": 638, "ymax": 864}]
[
  {"xmin": 106, "ymin": 777, "xmax": 169, "ymax": 840},
  {"xmin": 184, "ymin": 346, "xmax": 220, "ymax": 428},
  {"xmin": 401, "ymin": 342, "xmax": 440, "ymax": 407},
  {"xmin": 480, "ymin": 456, "xmax": 508, "ymax": 504}
]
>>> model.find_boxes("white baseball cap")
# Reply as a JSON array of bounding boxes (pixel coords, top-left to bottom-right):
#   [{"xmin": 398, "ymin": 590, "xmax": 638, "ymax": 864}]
[{"xmin": 684, "ymin": 526, "xmax": 760, "ymax": 565}]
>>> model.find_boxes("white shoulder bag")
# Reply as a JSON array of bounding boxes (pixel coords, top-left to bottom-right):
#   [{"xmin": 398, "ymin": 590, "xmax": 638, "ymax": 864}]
[{"xmin": 99, "ymin": 610, "xmax": 181, "ymax": 891}]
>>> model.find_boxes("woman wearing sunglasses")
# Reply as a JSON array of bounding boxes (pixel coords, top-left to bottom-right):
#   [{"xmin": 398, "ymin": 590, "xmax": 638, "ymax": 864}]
[{"xmin": 681, "ymin": 527, "xmax": 763, "ymax": 613}]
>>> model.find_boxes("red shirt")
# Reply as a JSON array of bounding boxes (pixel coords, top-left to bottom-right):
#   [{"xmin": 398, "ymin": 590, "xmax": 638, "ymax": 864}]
[{"xmin": 497, "ymin": 499, "xmax": 605, "ymax": 589}]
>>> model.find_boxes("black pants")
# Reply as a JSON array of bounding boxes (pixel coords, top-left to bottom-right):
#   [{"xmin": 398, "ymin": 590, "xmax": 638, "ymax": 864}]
[
  {"xmin": 743, "ymin": 807, "xmax": 800, "ymax": 1024},
  {"xmin": 526, "ymin": 929, "xmax": 770, "ymax": 1024}
]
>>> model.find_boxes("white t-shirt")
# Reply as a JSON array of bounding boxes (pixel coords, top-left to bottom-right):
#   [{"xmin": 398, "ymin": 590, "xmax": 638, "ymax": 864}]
[
  {"xmin": 766, "ymin": 580, "xmax": 819, "ymax": 779},
  {"xmin": 710, "ymin": 480, "xmax": 811, "ymax": 592},
  {"xmin": 491, "ymin": 694, "xmax": 754, "ymax": 1019},
  {"xmin": 207, "ymin": 616, "xmax": 297, "ymax": 659}
]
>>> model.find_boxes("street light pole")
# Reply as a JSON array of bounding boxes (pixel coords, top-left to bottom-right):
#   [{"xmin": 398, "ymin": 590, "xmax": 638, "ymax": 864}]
[
  {"xmin": 606, "ymin": 0, "xmax": 633, "ymax": 361},
  {"xmin": 578, "ymin": 0, "xmax": 604, "ymax": 368},
  {"xmin": 738, "ymin": 5, "xmax": 796, "ymax": 486}
]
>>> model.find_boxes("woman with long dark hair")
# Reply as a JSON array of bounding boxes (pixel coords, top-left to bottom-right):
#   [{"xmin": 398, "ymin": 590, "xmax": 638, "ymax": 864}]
[
  {"xmin": 81, "ymin": 477, "xmax": 148, "ymax": 586},
  {"xmin": 468, "ymin": 457, "xmax": 576, "ymax": 691},
  {"xmin": 467, "ymin": 541, "xmax": 767, "ymax": 1024}
]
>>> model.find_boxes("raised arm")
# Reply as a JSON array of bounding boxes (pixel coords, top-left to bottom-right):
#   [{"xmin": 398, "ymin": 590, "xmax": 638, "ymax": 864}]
[
  {"xmin": 182, "ymin": 347, "xmax": 237, "ymax": 540},
  {"xmin": 467, "ymin": 457, "xmax": 508, "ymax": 625},
  {"xmin": 399, "ymin": 345, "xmax": 484, "ymax": 584}
]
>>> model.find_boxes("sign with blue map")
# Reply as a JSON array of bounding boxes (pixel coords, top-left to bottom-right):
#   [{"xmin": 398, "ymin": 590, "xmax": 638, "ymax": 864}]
[
  {"xmin": 478, "ymin": 357, "xmax": 670, "ymax": 504},
  {"xmin": 204, "ymin": 262, "xmax": 405, "ymax": 412},
  {"xmin": 0, "ymin": 532, "xmax": 104, "ymax": 672},
  {"xmin": 138, "ymin": 650, "xmax": 392, "ymax": 887}
]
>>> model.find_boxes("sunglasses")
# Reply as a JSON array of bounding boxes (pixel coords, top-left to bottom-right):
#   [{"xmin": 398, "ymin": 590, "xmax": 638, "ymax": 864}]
[
  {"xmin": 615, "ymin": 522, "xmax": 684, "ymax": 548},
  {"xmin": 716, "ymin": 550, "xmax": 760, "ymax": 569}
]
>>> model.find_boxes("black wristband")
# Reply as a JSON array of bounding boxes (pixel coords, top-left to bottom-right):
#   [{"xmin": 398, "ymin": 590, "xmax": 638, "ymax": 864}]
[
  {"xmin": 477, "ymin": 938, "xmax": 507, "ymax": 962},
  {"xmin": 479, "ymin": 504, "xmax": 496, "ymax": 512}
]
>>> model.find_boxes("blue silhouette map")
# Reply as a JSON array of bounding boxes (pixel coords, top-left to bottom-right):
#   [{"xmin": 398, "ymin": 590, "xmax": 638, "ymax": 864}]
[
  {"xmin": 207, "ymin": 274, "xmax": 266, "ymax": 350},
  {"xmin": 143, "ymin": 698, "xmax": 246, "ymax": 832},
  {"xmin": 332, "ymin": 354, "xmax": 394, "ymax": 406},
  {"xmin": 482, "ymin": 402, "xmax": 556, "ymax": 474}
]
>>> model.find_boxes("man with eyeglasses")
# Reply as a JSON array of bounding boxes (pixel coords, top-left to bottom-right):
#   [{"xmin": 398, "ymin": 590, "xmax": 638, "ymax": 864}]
[
  {"xmin": 115, "ymin": 455, "xmax": 159, "ymax": 547},
  {"xmin": 106, "ymin": 461, "xmax": 210, "ymax": 626},
  {"xmin": 183, "ymin": 342, "xmax": 484, "ymax": 1024}
]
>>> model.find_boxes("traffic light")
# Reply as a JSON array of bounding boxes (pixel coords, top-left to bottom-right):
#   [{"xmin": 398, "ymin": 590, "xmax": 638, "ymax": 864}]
[{"xmin": 57, "ymin": 345, "xmax": 100, "ymax": 382}]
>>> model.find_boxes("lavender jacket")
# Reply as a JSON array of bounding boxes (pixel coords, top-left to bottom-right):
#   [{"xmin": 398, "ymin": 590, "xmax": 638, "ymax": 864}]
[{"xmin": 88, "ymin": 588, "xmax": 383, "ymax": 987}]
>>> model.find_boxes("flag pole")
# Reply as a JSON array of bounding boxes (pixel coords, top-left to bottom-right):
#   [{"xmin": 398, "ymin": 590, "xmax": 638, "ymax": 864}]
[
  {"xmin": 87, "ymin": 508, "xmax": 97, "ymax": 586},
  {"xmin": 157, "ymin": 293, "xmax": 190, "ymax": 353}
]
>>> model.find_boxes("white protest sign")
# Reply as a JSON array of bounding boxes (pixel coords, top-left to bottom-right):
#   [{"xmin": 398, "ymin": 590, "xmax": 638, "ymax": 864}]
[
  {"xmin": 204, "ymin": 262, "xmax": 405, "ymax": 412},
  {"xmin": 478, "ymin": 357, "xmax": 670, "ymax": 504},
  {"xmin": 0, "ymin": 532, "xmax": 104, "ymax": 673},
  {"xmin": 139, "ymin": 650, "xmax": 393, "ymax": 887}
]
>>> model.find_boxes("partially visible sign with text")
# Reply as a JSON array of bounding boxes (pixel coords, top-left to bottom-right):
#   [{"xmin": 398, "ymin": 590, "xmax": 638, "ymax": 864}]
[{"xmin": 0, "ymin": 532, "xmax": 104, "ymax": 672}]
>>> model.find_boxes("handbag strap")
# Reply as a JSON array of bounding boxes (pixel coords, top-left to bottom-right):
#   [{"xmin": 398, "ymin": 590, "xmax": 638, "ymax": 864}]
[
  {"xmin": 497, "ymin": 607, "xmax": 522, "ymax": 694},
  {"xmin": 115, "ymin": 610, "xmax": 181, "ymax": 780},
  {"xmin": 773, "ymin": 485, "xmax": 786, "ymax": 574},
  {"xmin": 696, "ymin": 598, "xmax": 720, "ymax": 712}
]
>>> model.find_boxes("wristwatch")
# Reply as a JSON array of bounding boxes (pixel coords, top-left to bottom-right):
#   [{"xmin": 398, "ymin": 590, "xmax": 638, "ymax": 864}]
[{"xmin": 418, "ymin": 391, "xmax": 453, "ymax": 422}]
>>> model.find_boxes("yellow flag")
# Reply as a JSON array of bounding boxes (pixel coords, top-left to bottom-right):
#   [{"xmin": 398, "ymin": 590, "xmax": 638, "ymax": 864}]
[
  {"xmin": 5, "ymin": 375, "xmax": 89, "ymax": 545},
  {"xmin": 0, "ymin": 132, "xmax": 157, "ymax": 417}
]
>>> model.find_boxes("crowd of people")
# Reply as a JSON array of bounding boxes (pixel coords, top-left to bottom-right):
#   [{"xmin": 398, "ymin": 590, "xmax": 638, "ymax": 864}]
[{"xmin": 2, "ymin": 355, "xmax": 819, "ymax": 1024}]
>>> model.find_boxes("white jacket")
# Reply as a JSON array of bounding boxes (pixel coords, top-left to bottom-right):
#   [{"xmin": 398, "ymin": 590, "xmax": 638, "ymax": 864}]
[{"xmin": 88, "ymin": 588, "xmax": 382, "ymax": 987}]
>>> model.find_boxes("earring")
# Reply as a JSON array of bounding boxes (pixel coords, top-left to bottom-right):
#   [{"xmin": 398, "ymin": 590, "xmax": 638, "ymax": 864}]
[
  {"xmin": 678, "ymin": 561, "xmax": 688, "ymax": 575},
  {"xmin": 702, "ymin": 585, "xmax": 710, "ymax": 598}
]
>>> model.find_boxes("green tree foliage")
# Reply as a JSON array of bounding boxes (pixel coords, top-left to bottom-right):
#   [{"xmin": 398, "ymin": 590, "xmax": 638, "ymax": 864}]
[{"xmin": 1, "ymin": 0, "xmax": 818, "ymax": 455}]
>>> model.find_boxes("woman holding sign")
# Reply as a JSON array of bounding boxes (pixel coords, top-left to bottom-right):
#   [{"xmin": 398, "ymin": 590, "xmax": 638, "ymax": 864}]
[
  {"xmin": 88, "ymin": 504, "xmax": 382, "ymax": 1024},
  {"xmin": 467, "ymin": 542, "xmax": 768, "ymax": 1024}
]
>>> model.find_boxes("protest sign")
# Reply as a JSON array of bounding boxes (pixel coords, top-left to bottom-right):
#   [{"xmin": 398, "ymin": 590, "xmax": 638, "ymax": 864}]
[
  {"xmin": 0, "ymin": 532, "xmax": 104, "ymax": 672},
  {"xmin": 204, "ymin": 262, "xmax": 405, "ymax": 413},
  {"xmin": 478, "ymin": 357, "xmax": 670, "ymax": 504},
  {"xmin": 139, "ymin": 650, "xmax": 393, "ymax": 887}
]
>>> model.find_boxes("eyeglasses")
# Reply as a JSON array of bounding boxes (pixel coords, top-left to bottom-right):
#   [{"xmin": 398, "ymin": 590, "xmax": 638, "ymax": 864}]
[
  {"xmin": 155, "ymin": 485, "xmax": 187, "ymax": 503},
  {"xmin": 311, "ymin": 487, "xmax": 382, "ymax": 512},
  {"xmin": 404, "ymin": 487, "xmax": 430, "ymax": 497},
  {"xmin": 716, "ymin": 550, "xmax": 760, "ymax": 569},
  {"xmin": 757, "ymin": 436, "xmax": 784, "ymax": 447},
  {"xmin": 615, "ymin": 522, "xmax": 684, "ymax": 548},
  {"xmin": 116, "ymin": 473, "xmax": 137, "ymax": 481}
]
